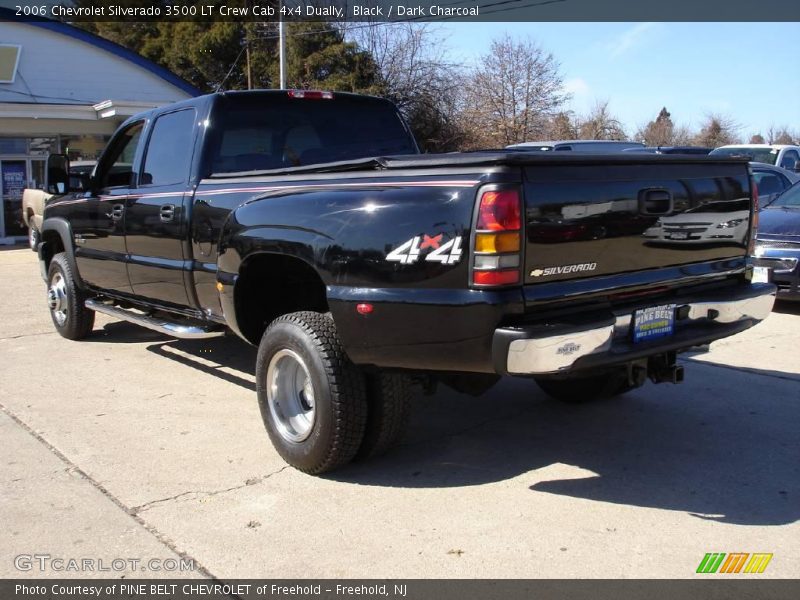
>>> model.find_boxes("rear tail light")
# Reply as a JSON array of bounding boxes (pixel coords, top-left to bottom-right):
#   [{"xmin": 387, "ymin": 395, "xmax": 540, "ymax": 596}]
[
  {"xmin": 472, "ymin": 188, "xmax": 522, "ymax": 286},
  {"xmin": 287, "ymin": 90, "xmax": 334, "ymax": 100},
  {"xmin": 749, "ymin": 176, "xmax": 759, "ymax": 254}
]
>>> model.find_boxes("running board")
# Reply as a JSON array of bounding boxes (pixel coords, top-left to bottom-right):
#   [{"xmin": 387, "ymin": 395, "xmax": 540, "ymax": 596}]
[{"xmin": 85, "ymin": 299, "xmax": 225, "ymax": 339}]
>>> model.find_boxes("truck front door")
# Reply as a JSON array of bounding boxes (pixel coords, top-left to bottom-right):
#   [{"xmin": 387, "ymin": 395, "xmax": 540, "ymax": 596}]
[{"xmin": 73, "ymin": 120, "xmax": 144, "ymax": 294}]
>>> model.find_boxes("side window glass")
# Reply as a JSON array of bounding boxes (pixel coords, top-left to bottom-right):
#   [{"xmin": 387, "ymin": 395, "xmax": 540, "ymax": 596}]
[
  {"xmin": 141, "ymin": 109, "xmax": 196, "ymax": 186},
  {"xmin": 779, "ymin": 151, "xmax": 799, "ymax": 170},
  {"xmin": 754, "ymin": 173, "xmax": 782, "ymax": 196},
  {"xmin": 98, "ymin": 122, "xmax": 144, "ymax": 189}
]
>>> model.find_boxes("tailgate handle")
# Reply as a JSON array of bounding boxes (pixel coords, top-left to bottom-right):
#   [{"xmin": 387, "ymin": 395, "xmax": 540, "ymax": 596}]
[{"xmin": 638, "ymin": 189, "xmax": 673, "ymax": 215}]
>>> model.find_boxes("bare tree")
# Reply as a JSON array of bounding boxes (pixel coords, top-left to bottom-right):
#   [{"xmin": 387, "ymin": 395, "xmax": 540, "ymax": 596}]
[
  {"xmin": 693, "ymin": 114, "xmax": 740, "ymax": 147},
  {"xmin": 750, "ymin": 133, "xmax": 766, "ymax": 144},
  {"xmin": 547, "ymin": 111, "xmax": 579, "ymax": 140},
  {"xmin": 577, "ymin": 100, "xmax": 626, "ymax": 140},
  {"xmin": 461, "ymin": 34, "xmax": 569, "ymax": 148},
  {"xmin": 774, "ymin": 130, "xmax": 795, "ymax": 145},
  {"xmin": 346, "ymin": 23, "xmax": 466, "ymax": 152},
  {"xmin": 637, "ymin": 107, "xmax": 674, "ymax": 146}
]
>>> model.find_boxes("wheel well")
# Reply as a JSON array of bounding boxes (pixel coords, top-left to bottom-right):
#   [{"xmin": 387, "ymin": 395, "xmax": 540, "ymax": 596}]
[
  {"xmin": 234, "ymin": 253, "xmax": 328, "ymax": 344},
  {"xmin": 40, "ymin": 230, "xmax": 65, "ymax": 272}
]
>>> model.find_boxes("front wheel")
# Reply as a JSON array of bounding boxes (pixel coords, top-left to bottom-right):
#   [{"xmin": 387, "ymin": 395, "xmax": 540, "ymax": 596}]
[
  {"xmin": 47, "ymin": 253, "xmax": 95, "ymax": 340},
  {"xmin": 255, "ymin": 311, "xmax": 368, "ymax": 474},
  {"xmin": 29, "ymin": 225, "xmax": 40, "ymax": 251},
  {"xmin": 534, "ymin": 368, "xmax": 638, "ymax": 403}
]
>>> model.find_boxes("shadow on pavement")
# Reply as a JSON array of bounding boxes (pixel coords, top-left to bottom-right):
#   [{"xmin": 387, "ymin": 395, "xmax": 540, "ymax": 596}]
[
  {"xmin": 774, "ymin": 300, "xmax": 800, "ymax": 315},
  {"xmin": 331, "ymin": 365, "xmax": 799, "ymax": 527},
  {"xmin": 93, "ymin": 322, "xmax": 799, "ymax": 527}
]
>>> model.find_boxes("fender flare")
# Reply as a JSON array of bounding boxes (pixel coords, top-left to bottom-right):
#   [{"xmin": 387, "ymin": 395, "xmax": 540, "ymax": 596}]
[
  {"xmin": 217, "ymin": 226, "xmax": 329, "ymax": 343},
  {"xmin": 40, "ymin": 217, "xmax": 84, "ymax": 286}
]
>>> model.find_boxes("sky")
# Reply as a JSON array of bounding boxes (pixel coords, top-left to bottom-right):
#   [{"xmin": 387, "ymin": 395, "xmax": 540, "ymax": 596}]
[{"xmin": 438, "ymin": 22, "xmax": 799, "ymax": 140}]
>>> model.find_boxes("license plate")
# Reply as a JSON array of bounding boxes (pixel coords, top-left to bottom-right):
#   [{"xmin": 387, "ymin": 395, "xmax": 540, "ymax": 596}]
[
  {"xmin": 633, "ymin": 304, "xmax": 676, "ymax": 343},
  {"xmin": 752, "ymin": 266, "xmax": 770, "ymax": 283},
  {"xmin": 668, "ymin": 231, "xmax": 689, "ymax": 240}
]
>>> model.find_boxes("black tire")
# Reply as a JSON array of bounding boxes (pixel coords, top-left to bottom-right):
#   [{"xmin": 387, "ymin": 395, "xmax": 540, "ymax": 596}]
[
  {"xmin": 255, "ymin": 311, "xmax": 368, "ymax": 474},
  {"xmin": 535, "ymin": 369, "xmax": 636, "ymax": 403},
  {"xmin": 357, "ymin": 372, "xmax": 412, "ymax": 460},
  {"xmin": 47, "ymin": 253, "xmax": 95, "ymax": 340}
]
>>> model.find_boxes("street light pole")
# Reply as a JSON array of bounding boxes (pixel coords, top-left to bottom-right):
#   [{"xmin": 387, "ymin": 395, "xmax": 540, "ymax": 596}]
[{"xmin": 278, "ymin": 4, "xmax": 286, "ymax": 89}]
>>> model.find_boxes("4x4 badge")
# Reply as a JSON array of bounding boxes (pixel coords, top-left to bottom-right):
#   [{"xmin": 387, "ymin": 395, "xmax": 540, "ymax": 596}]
[{"xmin": 387, "ymin": 235, "xmax": 463, "ymax": 265}]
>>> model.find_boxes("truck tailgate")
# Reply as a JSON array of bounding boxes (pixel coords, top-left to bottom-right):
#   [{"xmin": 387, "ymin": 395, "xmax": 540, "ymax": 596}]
[{"xmin": 522, "ymin": 161, "xmax": 752, "ymax": 285}]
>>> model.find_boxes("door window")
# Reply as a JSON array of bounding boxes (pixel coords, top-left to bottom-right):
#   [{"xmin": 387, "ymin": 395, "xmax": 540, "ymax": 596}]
[
  {"xmin": 779, "ymin": 150, "xmax": 799, "ymax": 171},
  {"xmin": 140, "ymin": 109, "xmax": 196, "ymax": 186},
  {"xmin": 97, "ymin": 122, "xmax": 144, "ymax": 189}
]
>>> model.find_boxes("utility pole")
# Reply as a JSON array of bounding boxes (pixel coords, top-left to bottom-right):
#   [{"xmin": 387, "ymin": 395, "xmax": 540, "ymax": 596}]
[
  {"xmin": 279, "ymin": 16, "xmax": 286, "ymax": 89},
  {"xmin": 244, "ymin": 1, "xmax": 252, "ymax": 89}
]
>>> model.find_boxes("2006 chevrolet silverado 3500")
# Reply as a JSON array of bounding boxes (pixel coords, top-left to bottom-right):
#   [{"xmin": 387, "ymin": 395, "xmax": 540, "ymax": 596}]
[{"xmin": 36, "ymin": 90, "xmax": 776, "ymax": 473}]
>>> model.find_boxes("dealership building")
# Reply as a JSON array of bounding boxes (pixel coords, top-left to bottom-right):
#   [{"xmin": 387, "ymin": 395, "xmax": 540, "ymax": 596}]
[{"xmin": 0, "ymin": 13, "xmax": 199, "ymax": 244}]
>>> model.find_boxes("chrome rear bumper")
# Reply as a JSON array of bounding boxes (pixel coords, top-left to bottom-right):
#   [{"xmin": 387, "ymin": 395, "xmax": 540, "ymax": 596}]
[{"xmin": 495, "ymin": 283, "xmax": 776, "ymax": 376}]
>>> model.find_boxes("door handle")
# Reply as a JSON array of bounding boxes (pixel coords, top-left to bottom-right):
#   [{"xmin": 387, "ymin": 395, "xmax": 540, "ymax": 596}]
[
  {"xmin": 160, "ymin": 204, "xmax": 175, "ymax": 223},
  {"xmin": 108, "ymin": 204, "xmax": 125, "ymax": 221}
]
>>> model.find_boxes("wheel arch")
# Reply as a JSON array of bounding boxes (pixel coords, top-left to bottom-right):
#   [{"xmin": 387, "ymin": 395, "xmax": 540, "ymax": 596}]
[
  {"xmin": 228, "ymin": 250, "xmax": 329, "ymax": 345},
  {"xmin": 40, "ymin": 218, "xmax": 83, "ymax": 287}
]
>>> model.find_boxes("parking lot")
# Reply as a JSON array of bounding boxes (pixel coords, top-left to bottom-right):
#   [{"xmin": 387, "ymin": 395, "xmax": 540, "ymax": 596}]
[{"xmin": 0, "ymin": 246, "xmax": 798, "ymax": 579}]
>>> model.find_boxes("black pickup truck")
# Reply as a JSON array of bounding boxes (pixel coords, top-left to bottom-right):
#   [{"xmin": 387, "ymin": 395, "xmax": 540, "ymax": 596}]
[{"xmin": 38, "ymin": 90, "xmax": 776, "ymax": 474}]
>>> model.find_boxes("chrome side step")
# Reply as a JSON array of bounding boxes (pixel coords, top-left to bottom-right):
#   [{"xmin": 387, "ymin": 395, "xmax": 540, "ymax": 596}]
[{"xmin": 85, "ymin": 299, "xmax": 225, "ymax": 339}]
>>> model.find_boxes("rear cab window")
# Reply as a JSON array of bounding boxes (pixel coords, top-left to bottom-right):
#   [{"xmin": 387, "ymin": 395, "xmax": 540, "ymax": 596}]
[{"xmin": 204, "ymin": 93, "xmax": 417, "ymax": 176}]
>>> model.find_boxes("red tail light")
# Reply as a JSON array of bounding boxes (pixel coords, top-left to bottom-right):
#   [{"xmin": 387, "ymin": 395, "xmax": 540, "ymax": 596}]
[
  {"xmin": 287, "ymin": 90, "xmax": 333, "ymax": 100},
  {"xmin": 472, "ymin": 188, "xmax": 523, "ymax": 287},
  {"xmin": 473, "ymin": 270, "xmax": 520, "ymax": 286},
  {"xmin": 477, "ymin": 190, "xmax": 521, "ymax": 231}
]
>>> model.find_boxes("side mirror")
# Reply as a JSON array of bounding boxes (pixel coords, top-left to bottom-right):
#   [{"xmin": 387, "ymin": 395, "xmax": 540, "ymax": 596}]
[{"xmin": 46, "ymin": 154, "xmax": 70, "ymax": 195}]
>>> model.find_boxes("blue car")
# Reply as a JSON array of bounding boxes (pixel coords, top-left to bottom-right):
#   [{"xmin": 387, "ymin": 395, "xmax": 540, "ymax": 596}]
[{"xmin": 753, "ymin": 181, "xmax": 800, "ymax": 300}]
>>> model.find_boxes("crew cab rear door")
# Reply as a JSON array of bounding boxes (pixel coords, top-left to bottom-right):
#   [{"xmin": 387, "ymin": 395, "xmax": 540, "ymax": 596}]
[{"xmin": 125, "ymin": 108, "xmax": 197, "ymax": 307}]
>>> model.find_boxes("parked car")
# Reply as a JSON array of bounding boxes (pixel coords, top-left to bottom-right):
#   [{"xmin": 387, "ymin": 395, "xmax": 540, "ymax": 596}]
[
  {"xmin": 506, "ymin": 140, "xmax": 645, "ymax": 152},
  {"xmin": 710, "ymin": 144, "xmax": 800, "ymax": 172},
  {"xmin": 752, "ymin": 181, "xmax": 800, "ymax": 300},
  {"xmin": 623, "ymin": 146, "xmax": 712, "ymax": 155},
  {"xmin": 642, "ymin": 198, "xmax": 751, "ymax": 246},
  {"xmin": 750, "ymin": 162, "xmax": 800, "ymax": 207},
  {"xmin": 23, "ymin": 160, "xmax": 95, "ymax": 250},
  {"xmin": 37, "ymin": 89, "xmax": 774, "ymax": 474}
]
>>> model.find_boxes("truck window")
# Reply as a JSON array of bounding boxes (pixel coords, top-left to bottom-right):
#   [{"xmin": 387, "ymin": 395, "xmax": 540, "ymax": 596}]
[
  {"xmin": 779, "ymin": 150, "xmax": 799, "ymax": 171},
  {"xmin": 141, "ymin": 109, "xmax": 196, "ymax": 186},
  {"xmin": 98, "ymin": 122, "xmax": 144, "ymax": 188},
  {"xmin": 206, "ymin": 94, "xmax": 417, "ymax": 175}
]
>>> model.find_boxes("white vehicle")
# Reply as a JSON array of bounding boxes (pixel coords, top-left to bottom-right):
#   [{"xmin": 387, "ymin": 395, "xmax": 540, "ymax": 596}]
[
  {"xmin": 507, "ymin": 140, "xmax": 645, "ymax": 152},
  {"xmin": 643, "ymin": 198, "xmax": 751, "ymax": 246},
  {"xmin": 709, "ymin": 144, "xmax": 800, "ymax": 172}
]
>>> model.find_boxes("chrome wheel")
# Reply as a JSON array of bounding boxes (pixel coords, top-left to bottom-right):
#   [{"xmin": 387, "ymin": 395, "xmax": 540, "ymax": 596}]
[
  {"xmin": 47, "ymin": 272, "xmax": 68, "ymax": 326},
  {"xmin": 29, "ymin": 227, "xmax": 38, "ymax": 250},
  {"xmin": 266, "ymin": 349, "xmax": 316, "ymax": 443}
]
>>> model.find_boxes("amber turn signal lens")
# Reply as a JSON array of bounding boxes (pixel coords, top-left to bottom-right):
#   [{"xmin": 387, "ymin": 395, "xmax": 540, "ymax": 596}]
[{"xmin": 475, "ymin": 232, "xmax": 520, "ymax": 253}]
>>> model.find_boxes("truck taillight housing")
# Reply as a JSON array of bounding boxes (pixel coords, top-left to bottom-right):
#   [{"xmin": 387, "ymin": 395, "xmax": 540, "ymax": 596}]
[
  {"xmin": 749, "ymin": 176, "xmax": 759, "ymax": 255},
  {"xmin": 472, "ymin": 189, "xmax": 522, "ymax": 287}
]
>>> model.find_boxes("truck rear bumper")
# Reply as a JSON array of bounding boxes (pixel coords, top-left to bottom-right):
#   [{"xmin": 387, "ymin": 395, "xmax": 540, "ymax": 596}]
[{"xmin": 493, "ymin": 282, "xmax": 776, "ymax": 376}]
